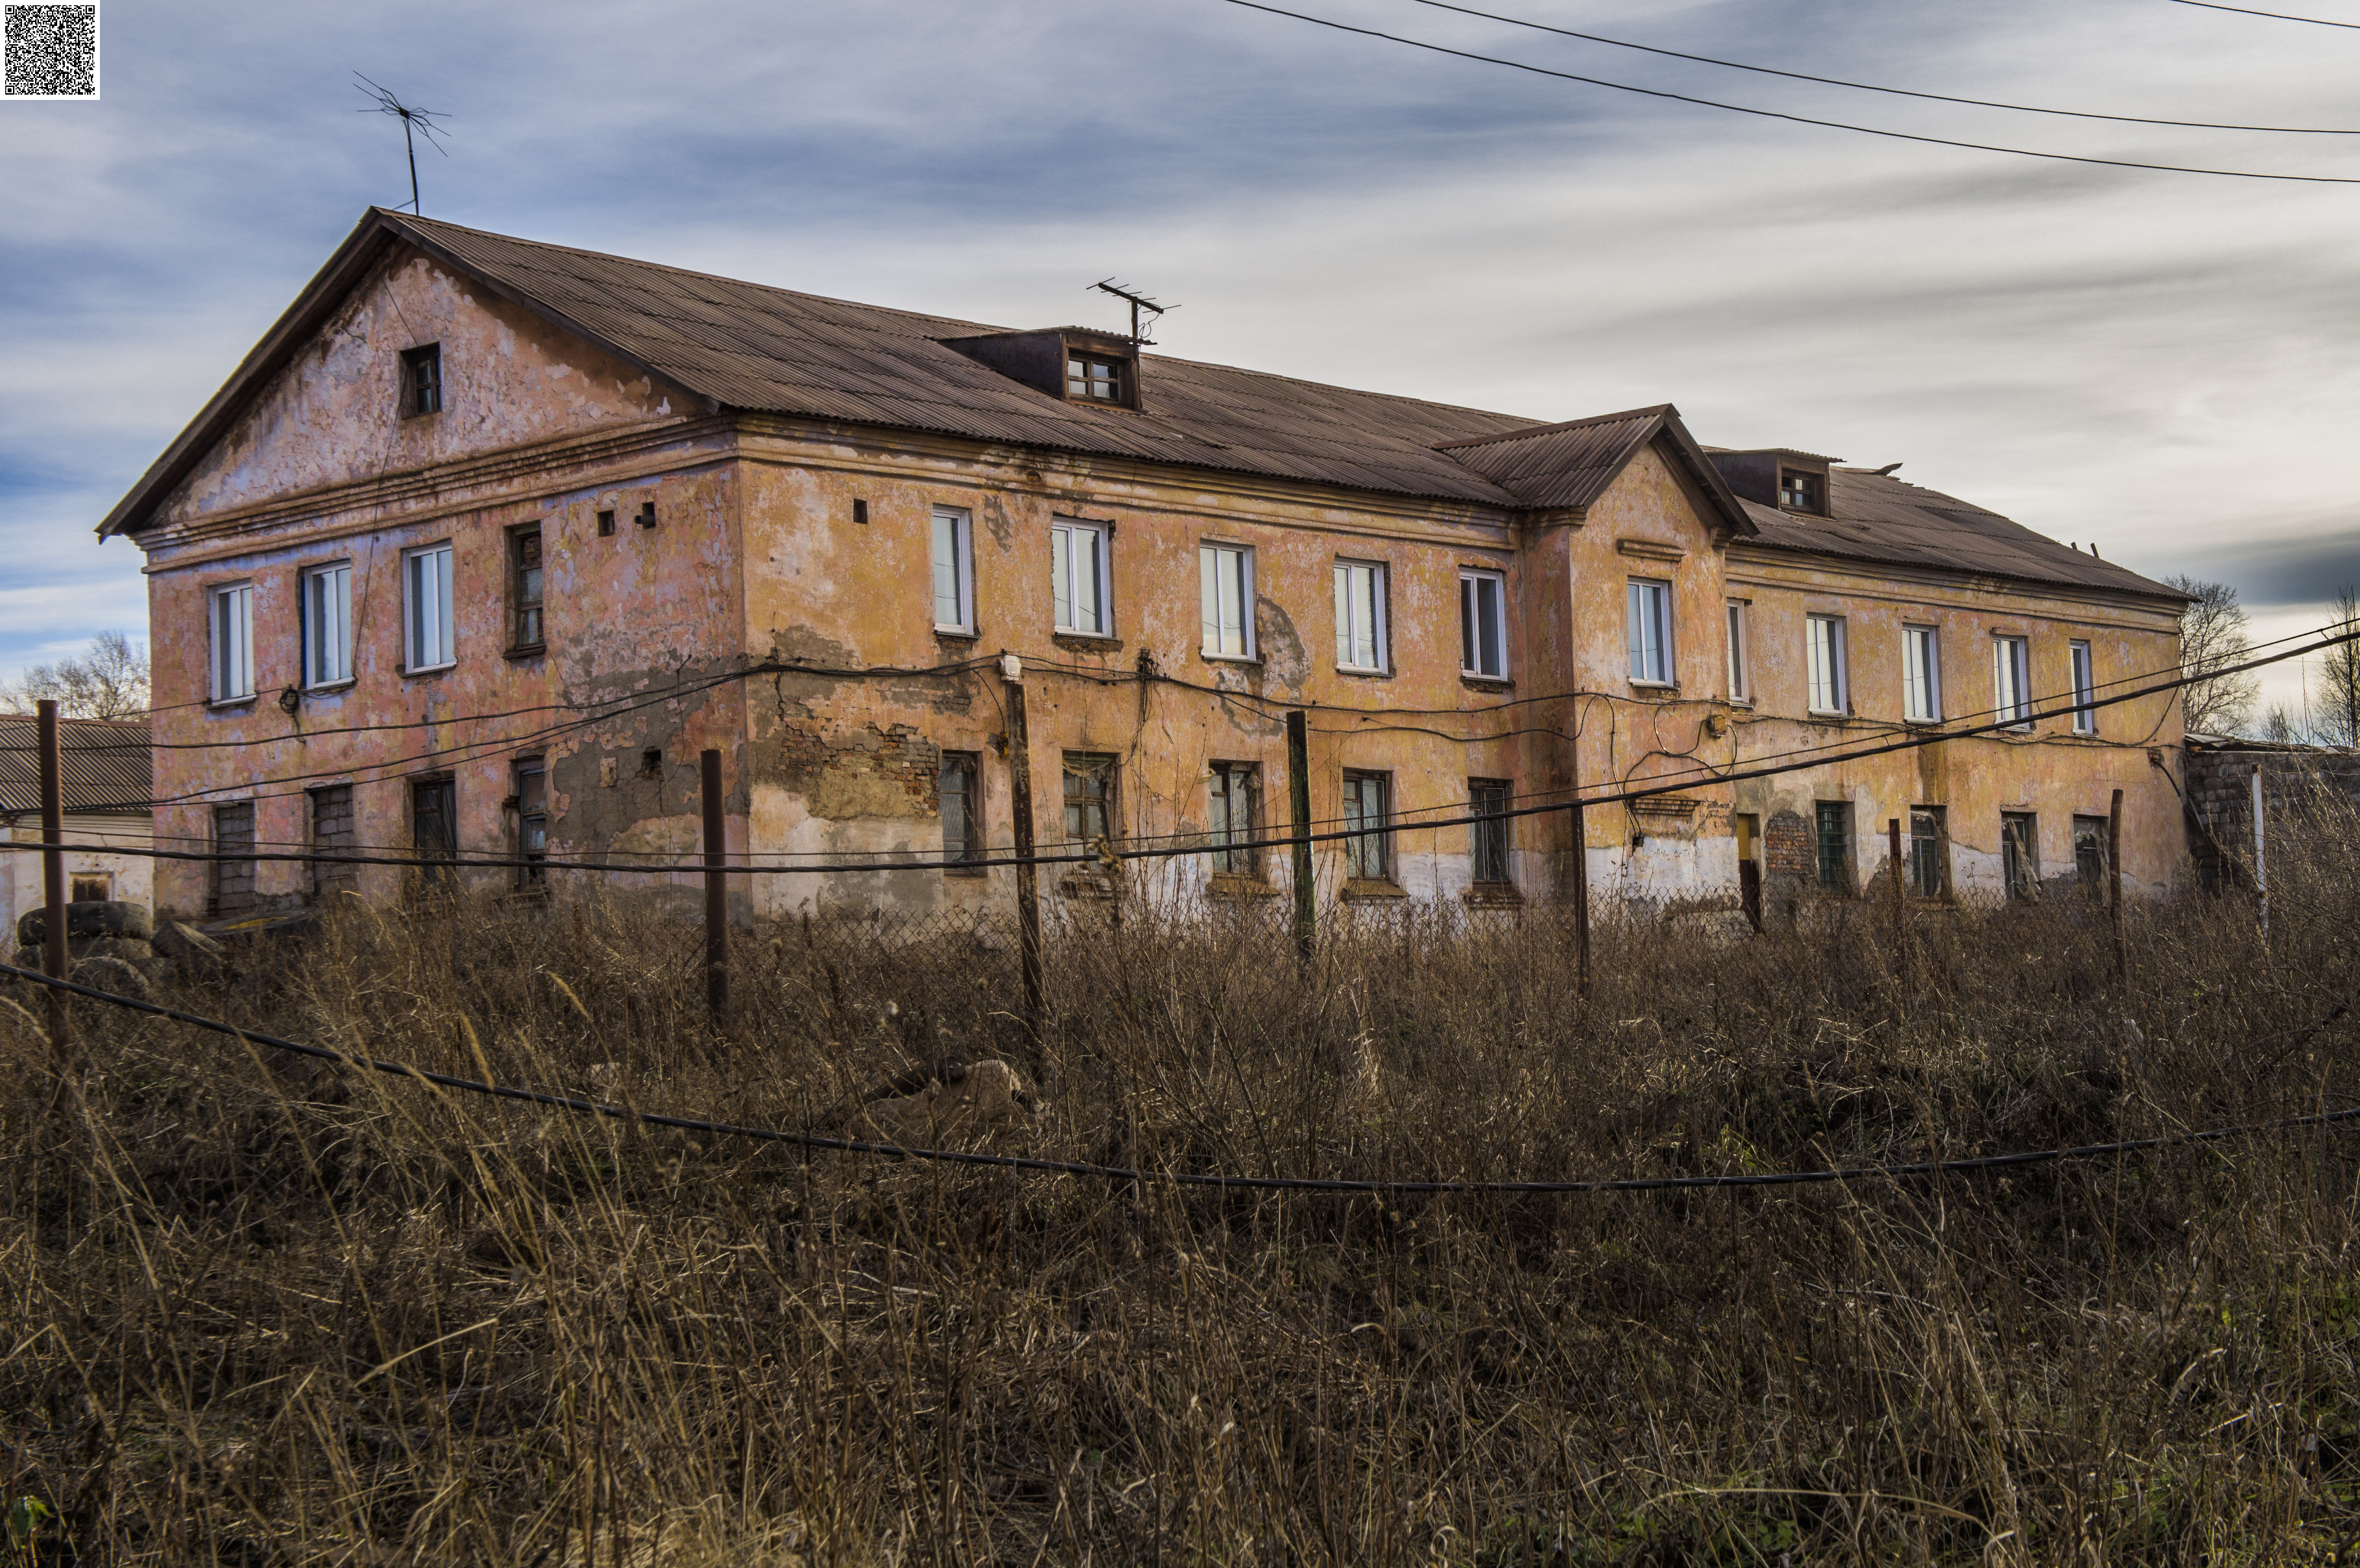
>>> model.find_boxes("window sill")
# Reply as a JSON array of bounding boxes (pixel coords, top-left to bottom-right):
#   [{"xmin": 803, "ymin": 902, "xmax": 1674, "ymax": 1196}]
[
  {"xmin": 934, "ymin": 626, "xmax": 980, "ymax": 641},
  {"xmin": 1051, "ymin": 632, "xmax": 1122, "ymax": 655},
  {"xmin": 208, "ymin": 697, "xmax": 258, "ymax": 711},
  {"xmin": 1460, "ymin": 675, "xmax": 1513, "ymax": 693},
  {"xmin": 1199, "ymin": 651, "xmax": 1260, "ymax": 666},
  {"xmin": 1207, "ymin": 872, "xmax": 1278, "ymax": 898},
  {"xmin": 1462, "ymin": 883, "xmax": 1524, "ymax": 908},
  {"xmin": 1336, "ymin": 664, "xmax": 1392, "ymax": 680},
  {"xmin": 305, "ymin": 679, "xmax": 357, "ymax": 695},
  {"xmin": 1806, "ymin": 710, "xmax": 1851, "ymax": 721},
  {"xmin": 1628, "ymin": 680, "xmax": 1679, "ymax": 693},
  {"xmin": 1341, "ymin": 878, "xmax": 1408, "ymax": 902},
  {"xmin": 504, "ymin": 643, "xmax": 547, "ymax": 662},
  {"xmin": 943, "ymin": 864, "xmax": 990, "ymax": 879},
  {"xmin": 403, "ymin": 662, "xmax": 457, "ymax": 679}
]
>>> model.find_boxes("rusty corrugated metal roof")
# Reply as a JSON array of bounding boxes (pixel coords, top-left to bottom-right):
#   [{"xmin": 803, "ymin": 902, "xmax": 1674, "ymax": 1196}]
[
  {"xmin": 1734, "ymin": 469, "xmax": 2184, "ymax": 600},
  {"xmin": 1431, "ymin": 405, "xmax": 1752, "ymax": 530},
  {"xmin": 392, "ymin": 214, "xmax": 1542, "ymax": 507},
  {"xmin": 0, "ymin": 716, "xmax": 151, "ymax": 818}
]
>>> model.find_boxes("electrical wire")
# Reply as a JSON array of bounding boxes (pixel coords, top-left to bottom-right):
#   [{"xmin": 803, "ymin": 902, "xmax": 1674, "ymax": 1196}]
[
  {"xmin": 5, "ymin": 960, "xmax": 2356, "ymax": 1194},
  {"xmin": 2167, "ymin": 0, "xmax": 2360, "ymax": 25},
  {"xmin": 14, "ymin": 622, "xmax": 2352, "ymax": 878},
  {"xmin": 1404, "ymin": 0, "xmax": 2360, "ymax": 134},
  {"xmin": 1218, "ymin": 0, "xmax": 2360, "ymax": 183}
]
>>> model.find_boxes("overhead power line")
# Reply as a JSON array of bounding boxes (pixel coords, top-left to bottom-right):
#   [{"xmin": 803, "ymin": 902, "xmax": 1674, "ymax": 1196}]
[
  {"xmin": 1219, "ymin": 0, "xmax": 2360, "ymax": 182},
  {"xmin": 7, "ymin": 960, "xmax": 2357, "ymax": 1196},
  {"xmin": 1406, "ymin": 0, "xmax": 2360, "ymax": 134},
  {"xmin": 2167, "ymin": 0, "xmax": 2360, "ymax": 26}
]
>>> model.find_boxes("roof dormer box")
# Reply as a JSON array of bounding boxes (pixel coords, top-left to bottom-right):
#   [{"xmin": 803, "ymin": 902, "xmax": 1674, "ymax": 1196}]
[
  {"xmin": 1709, "ymin": 449, "xmax": 1839, "ymax": 516},
  {"xmin": 940, "ymin": 327, "xmax": 1143, "ymax": 410}
]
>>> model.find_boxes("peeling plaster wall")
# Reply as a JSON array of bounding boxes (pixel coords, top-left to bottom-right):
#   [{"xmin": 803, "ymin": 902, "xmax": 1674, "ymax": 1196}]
[
  {"xmin": 129, "ymin": 267, "xmax": 2189, "ymax": 928},
  {"xmin": 3, "ymin": 816, "xmax": 153, "ymax": 941},
  {"xmin": 138, "ymin": 262, "xmax": 742, "ymax": 921},
  {"xmin": 157, "ymin": 245, "xmax": 696, "ymax": 527}
]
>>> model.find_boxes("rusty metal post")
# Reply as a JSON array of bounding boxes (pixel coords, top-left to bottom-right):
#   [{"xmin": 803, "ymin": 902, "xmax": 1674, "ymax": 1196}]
[
  {"xmin": 1004, "ymin": 665, "xmax": 1044, "ymax": 1034},
  {"xmin": 37, "ymin": 700, "xmax": 69, "ymax": 1063},
  {"xmin": 1286, "ymin": 710, "xmax": 1314, "ymax": 962},
  {"xmin": 2107, "ymin": 787, "xmax": 2126, "ymax": 988},
  {"xmin": 701, "ymin": 748, "xmax": 727, "ymax": 1021},
  {"xmin": 1888, "ymin": 816, "xmax": 1905, "ymax": 961},
  {"xmin": 1569, "ymin": 798, "xmax": 1591, "ymax": 1000}
]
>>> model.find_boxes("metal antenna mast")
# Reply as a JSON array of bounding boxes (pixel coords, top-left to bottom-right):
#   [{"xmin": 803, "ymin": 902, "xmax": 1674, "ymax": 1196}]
[
  {"xmin": 1089, "ymin": 280, "xmax": 1173, "ymax": 345},
  {"xmin": 355, "ymin": 74, "xmax": 451, "ymax": 216}
]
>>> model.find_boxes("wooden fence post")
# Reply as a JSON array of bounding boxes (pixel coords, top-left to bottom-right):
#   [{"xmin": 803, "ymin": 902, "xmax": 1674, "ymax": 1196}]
[
  {"xmin": 2108, "ymin": 787, "xmax": 2126, "ymax": 988},
  {"xmin": 701, "ymin": 748, "xmax": 727, "ymax": 1021},
  {"xmin": 1287, "ymin": 710, "xmax": 1315, "ymax": 963},
  {"xmin": 37, "ymin": 699, "xmax": 70, "ymax": 1066},
  {"xmin": 1569, "ymin": 798, "xmax": 1591, "ymax": 1000},
  {"xmin": 1004, "ymin": 661, "xmax": 1045, "ymax": 1034}
]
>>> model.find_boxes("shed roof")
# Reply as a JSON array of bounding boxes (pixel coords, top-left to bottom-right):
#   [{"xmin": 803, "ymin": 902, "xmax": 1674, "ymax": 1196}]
[
  {"xmin": 1735, "ymin": 467, "xmax": 2184, "ymax": 601},
  {"xmin": 0, "ymin": 716, "xmax": 151, "ymax": 819}
]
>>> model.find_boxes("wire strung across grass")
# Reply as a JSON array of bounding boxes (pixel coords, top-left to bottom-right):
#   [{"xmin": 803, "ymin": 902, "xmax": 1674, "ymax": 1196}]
[{"xmin": 6, "ymin": 961, "xmax": 2356, "ymax": 1195}]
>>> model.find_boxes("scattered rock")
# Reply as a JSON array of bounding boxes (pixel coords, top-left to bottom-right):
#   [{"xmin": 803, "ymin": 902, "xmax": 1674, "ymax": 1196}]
[
  {"xmin": 860, "ymin": 1059, "xmax": 1038, "ymax": 1147},
  {"xmin": 17, "ymin": 899, "xmax": 151, "ymax": 948}
]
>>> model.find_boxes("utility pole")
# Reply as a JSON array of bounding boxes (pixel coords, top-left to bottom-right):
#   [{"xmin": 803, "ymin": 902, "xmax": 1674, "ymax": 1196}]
[
  {"xmin": 1004, "ymin": 658, "xmax": 1044, "ymax": 1034},
  {"xmin": 37, "ymin": 700, "xmax": 69, "ymax": 1065},
  {"xmin": 701, "ymin": 749, "xmax": 727, "ymax": 1022},
  {"xmin": 1287, "ymin": 710, "xmax": 1315, "ymax": 962},
  {"xmin": 1888, "ymin": 817, "xmax": 1905, "ymax": 966}
]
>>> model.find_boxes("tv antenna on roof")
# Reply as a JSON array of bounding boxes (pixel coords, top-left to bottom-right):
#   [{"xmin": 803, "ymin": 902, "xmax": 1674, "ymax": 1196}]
[
  {"xmin": 355, "ymin": 73, "xmax": 451, "ymax": 216},
  {"xmin": 1089, "ymin": 280, "xmax": 1172, "ymax": 346}
]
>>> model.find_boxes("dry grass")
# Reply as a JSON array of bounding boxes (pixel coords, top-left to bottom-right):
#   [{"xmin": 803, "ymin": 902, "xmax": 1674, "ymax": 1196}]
[{"xmin": 3, "ymin": 808, "xmax": 2358, "ymax": 1566}]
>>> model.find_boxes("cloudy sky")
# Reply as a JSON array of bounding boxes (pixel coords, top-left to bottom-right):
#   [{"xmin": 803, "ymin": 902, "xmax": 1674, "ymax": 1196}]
[{"xmin": 5, "ymin": 0, "xmax": 2357, "ymax": 718}]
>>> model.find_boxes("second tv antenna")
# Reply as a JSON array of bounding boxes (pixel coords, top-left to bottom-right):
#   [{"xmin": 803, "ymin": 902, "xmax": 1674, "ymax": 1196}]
[{"xmin": 1089, "ymin": 280, "xmax": 1172, "ymax": 345}]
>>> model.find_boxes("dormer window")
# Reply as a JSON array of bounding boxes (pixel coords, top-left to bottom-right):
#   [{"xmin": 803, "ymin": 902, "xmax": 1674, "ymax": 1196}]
[
  {"xmin": 1068, "ymin": 354, "xmax": 1125, "ymax": 403},
  {"xmin": 1779, "ymin": 469, "xmax": 1823, "ymax": 513}
]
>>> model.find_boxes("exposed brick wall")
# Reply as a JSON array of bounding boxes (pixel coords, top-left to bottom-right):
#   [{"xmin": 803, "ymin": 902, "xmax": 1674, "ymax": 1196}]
[
  {"xmin": 2183, "ymin": 746, "xmax": 2360, "ymax": 889},
  {"xmin": 1764, "ymin": 809, "xmax": 1810, "ymax": 878}
]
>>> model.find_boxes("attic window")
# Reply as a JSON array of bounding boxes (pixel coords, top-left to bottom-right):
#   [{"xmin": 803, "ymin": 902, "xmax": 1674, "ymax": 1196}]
[
  {"xmin": 1779, "ymin": 469, "xmax": 1823, "ymax": 514},
  {"xmin": 1067, "ymin": 354, "xmax": 1126, "ymax": 404},
  {"xmin": 400, "ymin": 344, "xmax": 442, "ymax": 418}
]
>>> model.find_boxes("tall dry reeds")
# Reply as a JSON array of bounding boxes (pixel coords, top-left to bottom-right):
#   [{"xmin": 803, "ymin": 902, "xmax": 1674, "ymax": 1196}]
[{"xmin": 2, "ymin": 799, "xmax": 2356, "ymax": 1565}]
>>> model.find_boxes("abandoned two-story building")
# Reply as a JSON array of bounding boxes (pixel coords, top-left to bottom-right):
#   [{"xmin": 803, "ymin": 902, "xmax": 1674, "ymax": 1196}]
[{"xmin": 100, "ymin": 209, "xmax": 2189, "ymax": 925}]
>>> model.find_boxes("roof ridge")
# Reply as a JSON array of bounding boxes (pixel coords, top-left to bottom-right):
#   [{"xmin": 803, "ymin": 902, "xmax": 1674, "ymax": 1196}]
[{"xmin": 1430, "ymin": 404, "xmax": 1675, "ymax": 451}]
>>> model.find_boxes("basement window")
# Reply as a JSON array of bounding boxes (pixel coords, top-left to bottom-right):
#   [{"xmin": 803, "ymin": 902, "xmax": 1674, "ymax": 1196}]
[
  {"xmin": 1470, "ymin": 778, "xmax": 1512, "ymax": 887},
  {"xmin": 400, "ymin": 344, "xmax": 442, "ymax": 418},
  {"xmin": 1908, "ymin": 806, "xmax": 1947, "ymax": 898},
  {"xmin": 2073, "ymin": 813, "xmax": 2109, "ymax": 897},
  {"xmin": 1342, "ymin": 771, "xmax": 1393, "ymax": 882},
  {"xmin": 515, "ymin": 760, "xmax": 548, "ymax": 886},
  {"xmin": 940, "ymin": 753, "xmax": 983, "ymax": 872},
  {"xmin": 1814, "ymin": 801, "xmax": 1852, "ymax": 893},
  {"xmin": 1207, "ymin": 762, "xmax": 1260, "ymax": 876},
  {"xmin": 2002, "ymin": 811, "xmax": 2040, "ymax": 900},
  {"xmin": 310, "ymin": 784, "xmax": 356, "ymax": 898},
  {"xmin": 211, "ymin": 801, "xmax": 257, "ymax": 917},
  {"xmin": 1067, "ymin": 354, "xmax": 1126, "ymax": 404}
]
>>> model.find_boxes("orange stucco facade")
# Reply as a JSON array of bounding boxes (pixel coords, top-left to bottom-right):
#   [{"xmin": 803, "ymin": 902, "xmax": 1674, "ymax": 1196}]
[{"xmin": 123, "ymin": 235, "xmax": 2187, "ymax": 926}]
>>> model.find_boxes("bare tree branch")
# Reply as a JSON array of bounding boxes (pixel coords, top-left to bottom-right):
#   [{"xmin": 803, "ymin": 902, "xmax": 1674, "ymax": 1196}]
[
  {"xmin": 0, "ymin": 631, "xmax": 151, "ymax": 718},
  {"xmin": 2163, "ymin": 575, "xmax": 2259, "ymax": 736}
]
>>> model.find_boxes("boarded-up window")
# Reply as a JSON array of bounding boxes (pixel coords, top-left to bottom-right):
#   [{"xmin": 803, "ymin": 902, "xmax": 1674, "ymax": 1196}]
[
  {"xmin": 413, "ymin": 778, "xmax": 457, "ymax": 884},
  {"xmin": 311, "ymin": 784, "xmax": 357, "ymax": 898},
  {"xmin": 211, "ymin": 802, "xmax": 256, "ymax": 917}
]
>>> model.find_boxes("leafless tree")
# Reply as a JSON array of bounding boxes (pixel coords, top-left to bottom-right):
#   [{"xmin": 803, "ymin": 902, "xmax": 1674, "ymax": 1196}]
[
  {"xmin": 2164, "ymin": 575, "xmax": 2258, "ymax": 737},
  {"xmin": 0, "ymin": 632, "xmax": 151, "ymax": 718},
  {"xmin": 2319, "ymin": 585, "xmax": 2360, "ymax": 748}
]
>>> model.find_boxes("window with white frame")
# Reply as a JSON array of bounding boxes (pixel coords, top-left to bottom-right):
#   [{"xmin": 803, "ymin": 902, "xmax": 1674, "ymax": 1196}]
[
  {"xmin": 2070, "ymin": 640, "xmax": 2097, "ymax": 734},
  {"xmin": 1805, "ymin": 614, "xmax": 1847, "ymax": 714},
  {"xmin": 209, "ymin": 582, "xmax": 254, "ymax": 704},
  {"xmin": 1335, "ymin": 560, "xmax": 1387, "ymax": 672},
  {"xmin": 404, "ymin": 543, "xmax": 456, "ymax": 671},
  {"xmin": 303, "ymin": 562, "xmax": 354, "ymax": 688},
  {"xmin": 1993, "ymin": 635, "xmax": 2033, "ymax": 728},
  {"xmin": 1050, "ymin": 518, "xmax": 1110, "ymax": 637},
  {"xmin": 1626, "ymin": 578, "xmax": 1673, "ymax": 685},
  {"xmin": 1725, "ymin": 600, "xmax": 1750, "ymax": 703},
  {"xmin": 931, "ymin": 507, "xmax": 974, "ymax": 633},
  {"xmin": 1903, "ymin": 624, "xmax": 1941, "ymax": 723},
  {"xmin": 1460, "ymin": 568, "xmax": 1507, "ymax": 679},
  {"xmin": 1199, "ymin": 542, "xmax": 1254, "ymax": 659}
]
